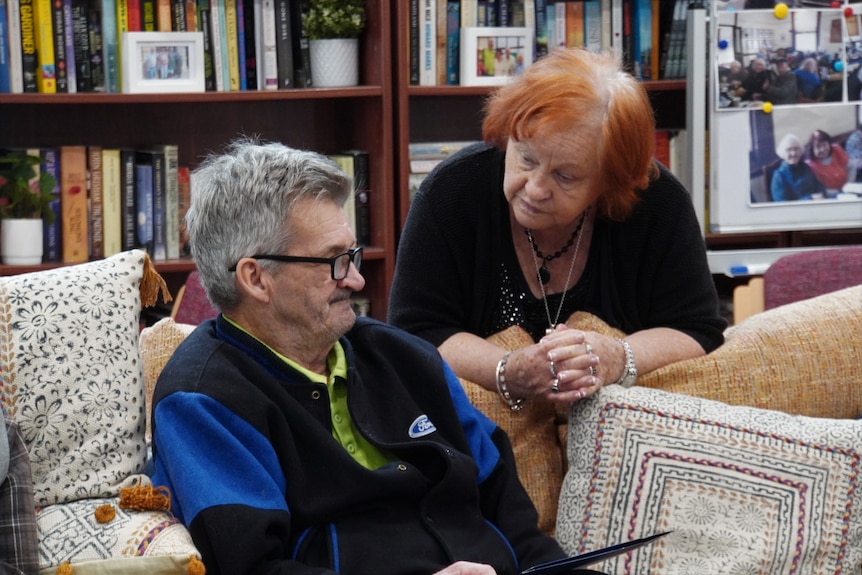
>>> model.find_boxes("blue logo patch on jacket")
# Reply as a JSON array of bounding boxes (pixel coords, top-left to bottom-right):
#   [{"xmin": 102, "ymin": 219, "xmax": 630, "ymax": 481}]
[{"xmin": 408, "ymin": 415, "xmax": 437, "ymax": 438}]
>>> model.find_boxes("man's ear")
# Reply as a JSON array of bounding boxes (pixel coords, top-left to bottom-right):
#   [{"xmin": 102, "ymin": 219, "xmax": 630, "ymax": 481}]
[{"xmin": 233, "ymin": 259, "xmax": 274, "ymax": 304}]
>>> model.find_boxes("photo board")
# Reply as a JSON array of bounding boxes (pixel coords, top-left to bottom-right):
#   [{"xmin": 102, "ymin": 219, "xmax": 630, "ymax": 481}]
[{"xmin": 708, "ymin": 1, "xmax": 862, "ymax": 233}]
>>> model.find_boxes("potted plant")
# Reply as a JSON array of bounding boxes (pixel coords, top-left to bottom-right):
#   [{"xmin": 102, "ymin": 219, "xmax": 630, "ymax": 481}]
[
  {"xmin": 0, "ymin": 150, "xmax": 57, "ymax": 265},
  {"xmin": 302, "ymin": 0, "xmax": 366, "ymax": 88}
]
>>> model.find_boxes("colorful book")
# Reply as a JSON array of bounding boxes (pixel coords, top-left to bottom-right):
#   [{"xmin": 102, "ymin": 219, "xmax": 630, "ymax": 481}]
[
  {"xmin": 6, "ymin": 0, "xmax": 24, "ymax": 92},
  {"xmin": 50, "ymin": 0, "xmax": 69, "ymax": 91},
  {"xmin": 60, "ymin": 145, "xmax": 89, "ymax": 263},
  {"xmin": 435, "ymin": 0, "xmax": 446, "ymax": 86},
  {"xmin": 126, "ymin": 0, "xmax": 140, "ymax": 29},
  {"xmin": 235, "ymin": 0, "xmax": 245, "ymax": 89},
  {"xmin": 120, "ymin": 148, "xmax": 137, "ymax": 250},
  {"xmin": 101, "ymin": 148, "xmax": 122, "ymax": 257},
  {"xmin": 137, "ymin": 149, "xmax": 166, "ymax": 260},
  {"xmin": 584, "ymin": 0, "xmax": 601, "ymax": 52},
  {"xmin": 100, "ymin": 0, "xmax": 117, "ymax": 91},
  {"xmin": 328, "ymin": 153, "xmax": 357, "ymax": 241},
  {"xmin": 444, "ymin": 0, "xmax": 459, "ymax": 85},
  {"xmin": 259, "ymin": 0, "xmax": 276, "ymax": 90},
  {"xmin": 0, "ymin": 0, "xmax": 10, "ymax": 93},
  {"xmin": 208, "ymin": 0, "xmax": 224, "ymax": 90},
  {"xmin": 62, "ymin": 0, "xmax": 76, "ymax": 91},
  {"xmin": 177, "ymin": 165, "xmax": 191, "ymax": 256},
  {"xmin": 141, "ymin": 0, "xmax": 155, "ymax": 29},
  {"xmin": 418, "ymin": 0, "xmax": 435, "ymax": 86},
  {"xmin": 273, "ymin": 0, "xmax": 292, "ymax": 89},
  {"xmin": 134, "ymin": 157, "xmax": 153, "ymax": 255},
  {"xmin": 156, "ymin": 0, "xmax": 170, "ymax": 30},
  {"xmin": 33, "ymin": 0, "xmax": 56, "ymax": 92},
  {"xmin": 565, "ymin": 1, "xmax": 584, "ymax": 48},
  {"xmin": 70, "ymin": 0, "xmax": 91, "ymax": 91},
  {"xmin": 40, "ymin": 148, "xmax": 62, "ymax": 262},
  {"xmin": 87, "ymin": 2, "xmax": 105, "ymax": 91},
  {"xmin": 155, "ymin": 144, "xmax": 179, "ymax": 260},
  {"xmin": 87, "ymin": 145, "xmax": 103, "ymax": 259},
  {"xmin": 534, "ymin": 0, "xmax": 548, "ymax": 58},
  {"xmin": 223, "ymin": 0, "xmax": 239, "ymax": 90},
  {"xmin": 171, "ymin": 0, "xmax": 186, "ymax": 30},
  {"xmin": 214, "ymin": 0, "xmax": 228, "ymax": 90},
  {"xmin": 114, "ymin": 0, "xmax": 127, "ymax": 89},
  {"xmin": 240, "ymin": 0, "xmax": 255, "ymax": 89}
]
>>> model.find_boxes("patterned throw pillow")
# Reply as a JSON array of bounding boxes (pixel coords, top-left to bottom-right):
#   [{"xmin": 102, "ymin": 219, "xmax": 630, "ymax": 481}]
[
  {"xmin": 0, "ymin": 251, "xmax": 150, "ymax": 507},
  {"xmin": 556, "ymin": 385, "xmax": 862, "ymax": 574}
]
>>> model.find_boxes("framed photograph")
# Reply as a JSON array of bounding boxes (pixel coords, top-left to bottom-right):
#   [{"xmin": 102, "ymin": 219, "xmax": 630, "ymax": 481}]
[
  {"xmin": 460, "ymin": 27, "xmax": 534, "ymax": 87},
  {"xmin": 121, "ymin": 32, "xmax": 205, "ymax": 94}
]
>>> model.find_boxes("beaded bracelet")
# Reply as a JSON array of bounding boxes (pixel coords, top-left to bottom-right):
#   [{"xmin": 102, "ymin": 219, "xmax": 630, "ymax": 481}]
[{"xmin": 495, "ymin": 351, "xmax": 525, "ymax": 411}]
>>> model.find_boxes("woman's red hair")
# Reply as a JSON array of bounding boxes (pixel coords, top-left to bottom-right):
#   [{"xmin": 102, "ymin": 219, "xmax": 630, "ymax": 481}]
[{"xmin": 482, "ymin": 48, "xmax": 659, "ymax": 221}]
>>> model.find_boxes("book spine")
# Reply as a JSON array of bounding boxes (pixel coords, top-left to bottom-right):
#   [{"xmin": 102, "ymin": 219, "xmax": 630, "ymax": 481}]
[
  {"xmin": 208, "ymin": 0, "xmax": 224, "ymax": 90},
  {"xmin": 215, "ymin": 0, "xmax": 228, "ymax": 90},
  {"xmin": 328, "ymin": 154, "xmax": 356, "ymax": 240},
  {"xmin": 287, "ymin": 0, "xmax": 307, "ymax": 87},
  {"xmin": 408, "ymin": 0, "xmax": 418, "ymax": 85},
  {"xmin": 156, "ymin": 0, "xmax": 170, "ymax": 29},
  {"xmin": 273, "ymin": 0, "xmax": 290, "ymax": 89},
  {"xmin": 62, "ymin": 0, "xmax": 75, "ymax": 91},
  {"xmin": 100, "ymin": 0, "xmax": 117, "ymax": 91},
  {"xmin": 126, "ymin": 0, "xmax": 140, "ymax": 29},
  {"xmin": 241, "ymin": 0, "xmax": 255, "ymax": 88},
  {"xmin": 565, "ymin": 1, "xmax": 584, "ymax": 48},
  {"xmin": 177, "ymin": 165, "xmax": 191, "ymax": 256},
  {"xmin": 120, "ymin": 148, "xmax": 136, "ymax": 250},
  {"xmin": 33, "ymin": 0, "xmax": 55, "ymax": 92},
  {"xmin": 40, "ymin": 148, "xmax": 62, "ymax": 262},
  {"xmin": 51, "ymin": 0, "xmax": 68, "ymax": 91},
  {"xmin": 197, "ymin": 2, "xmax": 215, "ymax": 89},
  {"xmin": 134, "ymin": 158, "xmax": 153, "ymax": 255},
  {"xmin": 86, "ymin": 2, "xmax": 103, "ymax": 90},
  {"xmin": 71, "ymin": 0, "xmax": 91, "ymax": 91},
  {"xmin": 223, "ymin": 0, "xmax": 239, "ymax": 90},
  {"xmin": 418, "ymin": 0, "xmax": 434, "ymax": 86},
  {"xmin": 351, "ymin": 150, "xmax": 371, "ymax": 247},
  {"xmin": 171, "ymin": 0, "xmax": 186, "ymax": 29},
  {"xmin": 149, "ymin": 151, "xmax": 166, "ymax": 260},
  {"xmin": 101, "ymin": 148, "xmax": 122, "ymax": 257},
  {"xmin": 555, "ymin": 1, "xmax": 566, "ymax": 47},
  {"xmin": 235, "ymin": 0, "xmax": 245, "ymax": 89},
  {"xmin": 6, "ymin": 0, "xmax": 24, "ymax": 92},
  {"xmin": 161, "ymin": 144, "xmax": 179, "ymax": 260},
  {"xmin": 18, "ymin": 0, "xmax": 37, "ymax": 91},
  {"xmin": 0, "ymin": 0, "xmax": 10, "ymax": 93},
  {"xmin": 87, "ymin": 145, "xmax": 103, "ymax": 259},
  {"xmin": 259, "ymin": 0, "xmax": 275, "ymax": 90},
  {"xmin": 445, "ymin": 1, "xmax": 458, "ymax": 86},
  {"xmin": 252, "ymin": 0, "xmax": 259, "ymax": 88},
  {"xmin": 140, "ymin": 0, "xmax": 154, "ymax": 29},
  {"xmin": 584, "ymin": 0, "xmax": 601, "ymax": 52},
  {"xmin": 60, "ymin": 145, "xmax": 89, "ymax": 263},
  {"xmin": 114, "ymin": 0, "xmax": 126, "ymax": 89},
  {"xmin": 534, "ymin": 0, "xmax": 548, "ymax": 58},
  {"xmin": 435, "ymin": 0, "xmax": 446, "ymax": 86},
  {"xmin": 184, "ymin": 0, "xmax": 194, "ymax": 28},
  {"xmin": 496, "ymin": 0, "xmax": 508, "ymax": 25}
]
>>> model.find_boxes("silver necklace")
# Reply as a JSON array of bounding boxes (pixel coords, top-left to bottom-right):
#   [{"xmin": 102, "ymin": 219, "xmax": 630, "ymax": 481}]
[{"xmin": 526, "ymin": 208, "xmax": 589, "ymax": 335}]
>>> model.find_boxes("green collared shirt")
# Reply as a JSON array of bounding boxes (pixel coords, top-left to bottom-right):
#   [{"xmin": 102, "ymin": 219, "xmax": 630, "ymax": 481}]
[{"xmin": 224, "ymin": 316, "xmax": 392, "ymax": 470}]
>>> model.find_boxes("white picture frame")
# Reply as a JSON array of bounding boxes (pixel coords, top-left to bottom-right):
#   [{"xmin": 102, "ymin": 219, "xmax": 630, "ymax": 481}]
[
  {"xmin": 460, "ymin": 27, "xmax": 534, "ymax": 87},
  {"xmin": 121, "ymin": 32, "xmax": 205, "ymax": 94}
]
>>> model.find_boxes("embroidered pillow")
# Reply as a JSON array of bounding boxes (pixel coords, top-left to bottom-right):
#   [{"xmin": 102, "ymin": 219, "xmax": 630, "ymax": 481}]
[
  {"xmin": 0, "ymin": 251, "xmax": 150, "ymax": 507},
  {"xmin": 556, "ymin": 385, "xmax": 862, "ymax": 574}
]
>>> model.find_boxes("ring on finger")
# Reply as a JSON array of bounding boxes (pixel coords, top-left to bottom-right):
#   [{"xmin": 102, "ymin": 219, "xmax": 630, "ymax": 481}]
[
  {"xmin": 549, "ymin": 360, "xmax": 557, "ymax": 378},
  {"xmin": 551, "ymin": 378, "xmax": 560, "ymax": 393}
]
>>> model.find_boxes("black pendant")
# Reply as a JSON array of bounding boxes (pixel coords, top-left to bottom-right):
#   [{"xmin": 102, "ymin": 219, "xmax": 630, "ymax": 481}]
[{"xmin": 539, "ymin": 266, "xmax": 550, "ymax": 285}]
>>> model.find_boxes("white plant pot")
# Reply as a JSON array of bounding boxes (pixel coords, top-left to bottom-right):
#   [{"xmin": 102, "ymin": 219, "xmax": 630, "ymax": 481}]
[
  {"xmin": 309, "ymin": 38, "xmax": 360, "ymax": 88},
  {"xmin": 2, "ymin": 218, "xmax": 44, "ymax": 265}
]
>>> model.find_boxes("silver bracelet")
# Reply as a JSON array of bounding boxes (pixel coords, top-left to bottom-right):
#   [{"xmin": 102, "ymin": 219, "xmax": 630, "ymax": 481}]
[
  {"xmin": 495, "ymin": 351, "xmax": 525, "ymax": 411},
  {"xmin": 612, "ymin": 338, "xmax": 638, "ymax": 388}
]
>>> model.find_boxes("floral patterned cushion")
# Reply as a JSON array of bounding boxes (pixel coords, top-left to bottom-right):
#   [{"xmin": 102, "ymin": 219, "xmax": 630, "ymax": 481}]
[
  {"xmin": 556, "ymin": 385, "xmax": 862, "ymax": 574},
  {"xmin": 0, "ymin": 251, "xmax": 150, "ymax": 507}
]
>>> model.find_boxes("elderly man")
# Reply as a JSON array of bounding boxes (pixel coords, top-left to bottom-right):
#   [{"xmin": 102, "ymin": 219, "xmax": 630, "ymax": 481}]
[{"xmin": 149, "ymin": 139, "xmax": 566, "ymax": 575}]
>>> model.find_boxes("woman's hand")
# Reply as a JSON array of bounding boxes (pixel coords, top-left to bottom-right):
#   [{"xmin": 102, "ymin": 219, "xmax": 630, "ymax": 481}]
[
  {"xmin": 506, "ymin": 325, "xmax": 626, "ymax": 404},
  {"xmin": 433, "ymin": 561, "xmax": 497, "ymax": 574}
]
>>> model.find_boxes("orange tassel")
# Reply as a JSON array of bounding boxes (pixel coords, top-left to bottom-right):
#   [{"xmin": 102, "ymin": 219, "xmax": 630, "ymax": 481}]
[
  {"xmin": 56, "ymin": 561, "xmax": 73, "ymax": 574},
  {"xmin": 94, "ymin": 504, "xmax": 116, "ymax": 523},
  {"xmin": 119, "ymin": 483, "xmax": 172, "ymax": 512},
  {"xmin": 187, "ymin": 554, "xmax": 206, "ymax": 575},
  {"xmin": 140, "ymin": 253, "xmax": 173, "ymax": 308}
]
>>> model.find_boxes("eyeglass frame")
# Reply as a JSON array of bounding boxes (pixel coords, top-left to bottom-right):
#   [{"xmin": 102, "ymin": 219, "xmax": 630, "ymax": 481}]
[{"xmin": 228, "ymin": 246, "xmax": 363, "ymax": 281}]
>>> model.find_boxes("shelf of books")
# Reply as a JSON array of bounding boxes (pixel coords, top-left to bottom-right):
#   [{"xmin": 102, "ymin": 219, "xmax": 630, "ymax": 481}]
[{"xmin": 0, "ymin": 0, "xmax": 396, "ymax": 322}]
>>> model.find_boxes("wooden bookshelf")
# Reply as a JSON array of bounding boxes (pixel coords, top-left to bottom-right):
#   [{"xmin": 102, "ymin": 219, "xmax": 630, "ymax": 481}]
[{"xmin": 0, "ymin": 1, "xmax": 395, "ymax": 321}]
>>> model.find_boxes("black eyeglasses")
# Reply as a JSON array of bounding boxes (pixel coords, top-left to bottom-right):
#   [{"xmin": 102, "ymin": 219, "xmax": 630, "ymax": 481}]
[{"xmin": 229, "ymin": 246, "xmax": 363, "ymax": 280}]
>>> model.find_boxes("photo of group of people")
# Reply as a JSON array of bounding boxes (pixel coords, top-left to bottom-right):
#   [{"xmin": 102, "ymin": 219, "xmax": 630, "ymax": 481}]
[
  {"xmin": 139, "ymin": 46, "xmax": 190, "ymax": 81},
  {"xmin": 748, "ymin": 104, "xmax": 862, "ymax": 204},
  {"xmin": 474, "ymin": 35, "xmax": 528, "ymax": 78},
  {"xmin": 715, "ymin": 10, "xmax": 848, "ymax": 108}
]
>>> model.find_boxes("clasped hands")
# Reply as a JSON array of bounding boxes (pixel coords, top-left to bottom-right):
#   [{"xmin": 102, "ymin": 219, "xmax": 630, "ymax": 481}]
[{"xmin": 502, "ymin": 324, "xmax": 623, "ymax": 403}]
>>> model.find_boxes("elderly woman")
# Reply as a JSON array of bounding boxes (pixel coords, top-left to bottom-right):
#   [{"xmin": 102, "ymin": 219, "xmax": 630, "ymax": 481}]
[
  {"xmin": 388, "ymin": 49, "xmax": 726, "ymax": 409},
  {"xmin": 805, "ymin": 129, "xmax": 850, "ymax": 195},
  {"xmin": 771, "ymin": 133, "xmax": 826, "ymax": 202}
]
